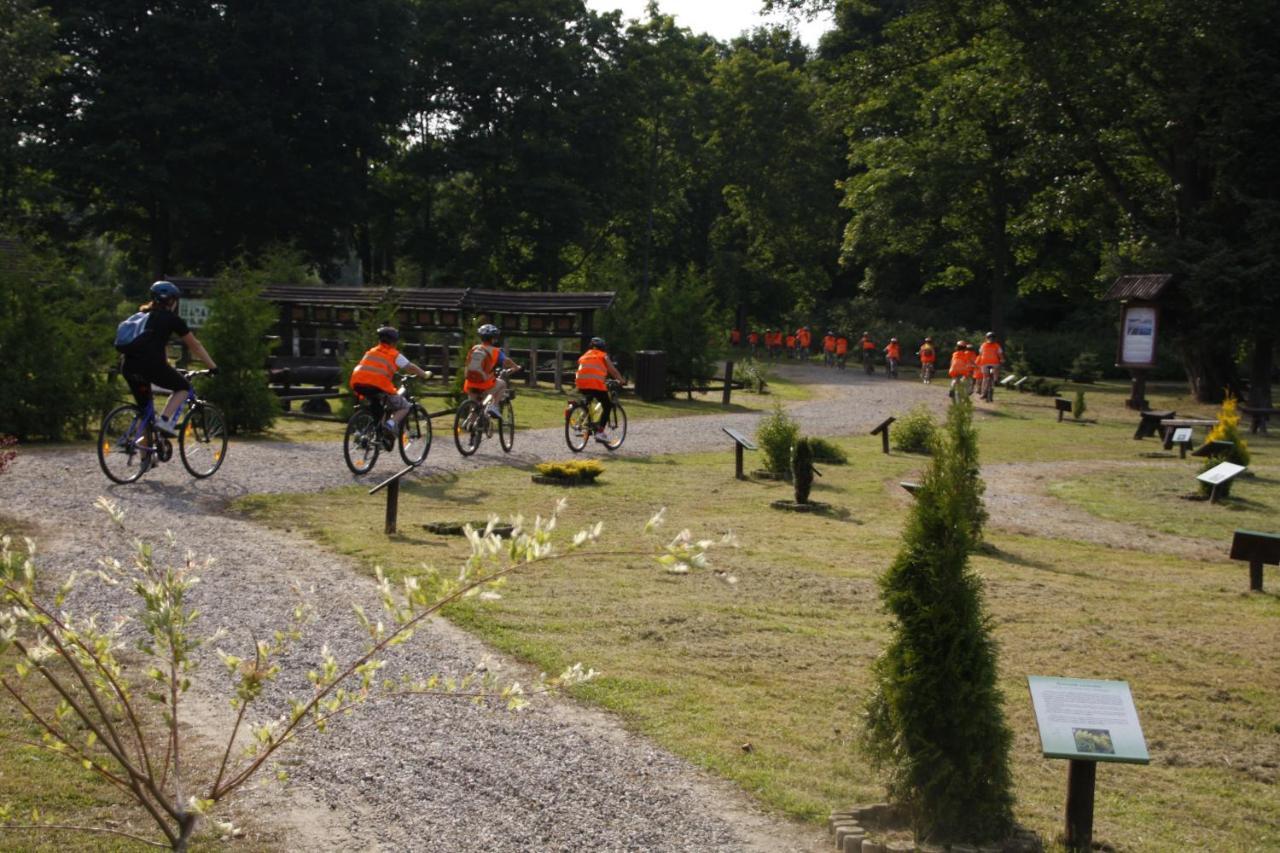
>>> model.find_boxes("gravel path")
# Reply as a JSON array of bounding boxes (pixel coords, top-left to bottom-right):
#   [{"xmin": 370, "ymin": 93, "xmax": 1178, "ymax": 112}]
[{"xmin": 9, "ymin": 365, "xmax": 1205, "ymax": 851}]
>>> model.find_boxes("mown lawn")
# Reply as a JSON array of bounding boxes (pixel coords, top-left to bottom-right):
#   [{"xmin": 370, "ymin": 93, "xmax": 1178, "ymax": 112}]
[{"xmin": 235, "ymin": 398, "xmax": 1280, "ymax": 852}]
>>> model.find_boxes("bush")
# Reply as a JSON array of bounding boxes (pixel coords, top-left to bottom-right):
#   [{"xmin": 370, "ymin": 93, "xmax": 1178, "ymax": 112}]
[
  {"xmin": 199, "ymin": 262, "xmax": 279, "ymax": 434},
  {"xmin": 892, "ymin": 405, "xmax": 938, "ymax": 454},
  {"xmin": 792, "ymin": 438, "xmax": 814, "ymax": 504},
  {"xmin": 807, "ymin": 436, "xmax": 848, "ymax": 464},
  {"xmin": 1204, "ymin": 394, "xmax": 1250, "ymax": 466},
  {"xmin": 756, "ymin": 403, "xmax": 799, "ymax": 475},
  {"xmin": 734, "ymin": 358, "xmax": 770, "ymax": 394},
  {"xmin": 643, "ymin": 268, "xmax": 719, "ymax": 396},
  {"xmin": 1072, "ymin": 390, "xmax": 1087, "ymax": 420},
  {"xmin": 862, "ymin": 399, "xmax": 1012, "ymax": 843},
  {"xmin": 1067, "ymin": 351, "xmax": 1102, "ymax": 383},
  {"xmin": 535, "ymin": 459, "xmax": 605, "ymax": 483},
  {"xmin": 1026, "ymin": 377, "xmax": 1061, "ymax": 397}
]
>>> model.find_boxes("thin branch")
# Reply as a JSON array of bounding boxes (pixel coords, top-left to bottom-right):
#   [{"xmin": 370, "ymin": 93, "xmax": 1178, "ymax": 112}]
[
  {"xmin": 0, "ymin": 684, "xmax": 134, "ymax": 793},
  {"xmin": 0, "ymin": 822, "xmax": 167, "ymax": 848}
]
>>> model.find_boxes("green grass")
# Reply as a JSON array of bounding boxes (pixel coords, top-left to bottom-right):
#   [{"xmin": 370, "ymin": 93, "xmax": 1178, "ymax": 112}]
[{"xmin": 234, "ymin": 411, "xmax": 1280, "ymax": 851}]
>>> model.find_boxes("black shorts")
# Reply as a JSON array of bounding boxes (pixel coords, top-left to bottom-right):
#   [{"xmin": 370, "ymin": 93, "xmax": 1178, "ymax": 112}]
[{"xmin": 121, "ymin": 358, "xmax": 189, "ymax": 408}]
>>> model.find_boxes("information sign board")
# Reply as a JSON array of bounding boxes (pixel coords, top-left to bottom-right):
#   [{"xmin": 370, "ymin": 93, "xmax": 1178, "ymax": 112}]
[
  {"xmin": 178, "ymin": 298, "xmax": 211, "ymax": 329},
  {"xmin": 1197, "ymin": 461, "xmax": 1245, "ymax": 486},
  {"xmin": 1118, "ymin": 304, "xmax": 1158, "ymax": 368},
  {"xmin": 1027, "ymin": 676, "xmax": 1149, "ymax": 764},
  {"xmin": 1171, "ymin": 427, "xmax": 1192, "ymax": 444}
]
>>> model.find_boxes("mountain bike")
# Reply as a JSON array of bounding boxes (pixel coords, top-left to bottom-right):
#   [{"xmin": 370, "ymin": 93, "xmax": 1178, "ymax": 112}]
[
  {"xmin": 343, "ymin": 377, "xmax": 432, "ymax": 475},
  {"xmin": 920, "ymin": 361, "xmax": 935, "ymax": 384},
  {"xmin": 978, "ymin": 365, "xmax": 998, "ymax": 402},
  {"xmin": 565, "ymin": 379, "xmax": 627, "ymax": 452},
  {"xmin": 97, "ymin": 369, "xmax": 227, "ymax": 484},
  {"xmin": 862, "ymin": 349, "xmax": 875, "ymax": 375},
  {"xmin": 453, "ymin": 367, "xmax": 517, "ymax": 457}
]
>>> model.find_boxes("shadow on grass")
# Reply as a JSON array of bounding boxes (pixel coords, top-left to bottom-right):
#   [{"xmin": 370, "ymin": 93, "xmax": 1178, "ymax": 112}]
[{"xmin": 980, "ymin": 542, "xmax": 1101, "ymax": 578}]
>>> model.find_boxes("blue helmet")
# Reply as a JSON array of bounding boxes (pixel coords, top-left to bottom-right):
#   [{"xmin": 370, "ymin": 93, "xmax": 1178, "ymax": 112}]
[{"xmin": 150, "ymin": 280, "xmax": 181, "ymax": 302}]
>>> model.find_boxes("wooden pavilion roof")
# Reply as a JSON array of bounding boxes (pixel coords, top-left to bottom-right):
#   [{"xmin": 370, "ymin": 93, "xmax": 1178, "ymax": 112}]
[{"xmin": 1103, "ymin": 274, "xmax": 1174, "ymax": 301}]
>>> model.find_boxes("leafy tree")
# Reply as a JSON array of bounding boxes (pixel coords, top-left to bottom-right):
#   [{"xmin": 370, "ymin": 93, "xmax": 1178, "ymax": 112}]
[
  {"xmin": 862, "ymin": 398, "xmax": 1012, "ymax": 843},
  {"xmin": 643, "ymin": 267, "xmax": 719, "ymax": 396},
  {"xmin": 199, "ymin": 262, "xmax": 280, "ymax": 435},
  {"xmin": 0, "ymin": 0, "xmax": 62, "ymax": 229}
]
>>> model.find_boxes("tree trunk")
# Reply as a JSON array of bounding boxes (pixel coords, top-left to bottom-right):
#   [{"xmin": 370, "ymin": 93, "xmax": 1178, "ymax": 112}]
[
  {"xmin": 1247, "ymin": 331, "xmax": 1275, "ymax": 409},
  {"xmin": 1180, "ymin": 337, "xmax": 1239, "ymax": 404}
]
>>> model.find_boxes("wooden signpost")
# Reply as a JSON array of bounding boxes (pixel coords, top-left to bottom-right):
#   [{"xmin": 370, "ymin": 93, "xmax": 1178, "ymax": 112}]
[
  {"xmin": 1055, "ymin": 397, "xmax": 1072, "ymax": 422},
  {"xmin": 1229, "ymin": 529, "xmax": 1280, "ymax": 592},
  {"xmin": 722, "ymin": 426, "xmax": 757, "ymax": 480},
  {"xmin": 871, "ymin": 416, "xmax": 895, "ymax": 454},
  {"xmin": 369, "ymin": 464, "xmax": 418, "ymax": 534},
  {"xmin": 1028, "ymin": 676, "xmax": 1149, "ymax": 852},
  {"xmin": 1196, "ymin": 461, "xmax": 1246, "ymax": 503},
  {"xmin": 1171, "ymin": 427, "xmax": 1193, "ymax": 458}
]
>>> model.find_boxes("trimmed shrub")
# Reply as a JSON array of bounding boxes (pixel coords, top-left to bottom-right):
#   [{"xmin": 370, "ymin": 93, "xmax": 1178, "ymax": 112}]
[
  {"xmin": 808, "ymin": 436, "xmax": 848, "ymax": 464},
  {"xmin": 1067, "ymin": 351, "xmax": 1102, "ymax": 383},
  {"xmin": 756, "ymin": 403, "xmax": 799, "ymax": 475},
  {"xmin": 1072, "ymin": 390, "xmax": 1087, "ymax": 420},
  {"xmin": 1198, "ymin": 395, "xmax": 1250, "ymax": 498},
  {"xmin": 861, "ymin": 398, "xmax": 1012, "ymax": 843},
  {"xmin": 734, "ymin": 358, "xmax": 770, "ymax": 394},
  {"xmin": 1026, "ymin": 377, "xmax": 1061, "ymax": 397},
  {"xmin": 892, "ymin": 405, "xmax": 937, "ymax": 454},
  {"xmin": 792, "ymin": 438, "xmax": 814, "ymax": 504},
  {"xmin": 535, "ymin": 459, "xmax": 604, "ymax": 483}
]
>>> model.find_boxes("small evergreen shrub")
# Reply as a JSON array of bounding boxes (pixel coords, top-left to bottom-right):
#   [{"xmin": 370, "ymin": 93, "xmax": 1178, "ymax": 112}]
[
  {"xmin": 792, "ymin": 438, "xmax": 814, "ymax": 504},
  {"xmin": 1072, "ymin": 390, "xmax": 1087, "ymax": 420},
  {"xmin": 1067, "ymin": 351, "xmax": 1102, "ymax": 383},
  {"xmin": 1204, "ymin": 394, "xmax": 1250, "ymax": 466},
  {"xmin": 535, "ymin": 459, "xmax": 605, "ymax": 482},
  {"xmin": 756, "ymin": 403, "xmax": 800, "ymax": 475},
  {"xmin": 200, "ymin": 263, "xmax": 279, "ymax": 434},
  {"xmin": 1026, "ymin": 377, "xmax": 1061, "ymax": 397},
  {"xmin": 892, "ymin": 405, "xmax": 937, "ymax": 454},
  {"xmin": 734, "ymin": 359, "xmax": 770, "ymax": 393},
  {"xmin": 807, "ymin": 437, "xmax": 848, "ymax": 464}
]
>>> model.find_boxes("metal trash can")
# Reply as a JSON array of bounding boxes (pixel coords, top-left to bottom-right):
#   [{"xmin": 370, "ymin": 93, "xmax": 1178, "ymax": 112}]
[{"xmin": 633, "ymin": 350, "xmax": 667, "ymax": 402}]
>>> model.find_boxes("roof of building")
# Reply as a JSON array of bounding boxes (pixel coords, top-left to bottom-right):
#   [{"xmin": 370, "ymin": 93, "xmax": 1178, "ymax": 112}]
[{"xmin": 1104, "ymin": 274, "xmax": 1174, "ymax": 301}]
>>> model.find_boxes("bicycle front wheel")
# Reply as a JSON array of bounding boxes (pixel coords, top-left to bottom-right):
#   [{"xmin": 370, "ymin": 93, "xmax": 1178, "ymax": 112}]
[
  {"xmin": 603, "ymin": 403, "xmax": 627, "ymax": 451},
  {"xmin": 343, "ymin": 410, "xmax": 381, "ymax": 474},
  {"xmin": 399, "ymin": 403, "xmax": 432, "ymax": 466},
  {"xmin": 98, "ymin": 404, "xmax": 149, "ymax": 484},
  {"xmin": 498, "ymin": 400, "xmax": 515, "ymax": 452},
  {"xmin": 565, "ymin": 402, "xmax": 590, "ymax": 452},
  {"xmin": 453, "ymin": 400, "xmax": 482, "ymax": 456},
  {"xmin": 179, "ymin": 403, "xmax": 228, "ymax": 478}
]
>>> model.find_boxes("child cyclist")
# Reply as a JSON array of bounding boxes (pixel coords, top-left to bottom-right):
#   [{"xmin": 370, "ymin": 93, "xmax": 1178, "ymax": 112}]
[
  {"xmin": 463, "ymin": 324, "xmax": 522, "ymax": 417},
  {"xmin": 349, "ymin": 325, "xmax": 431, "ymax": 433},
  {"xmin": 575, "ymin": 337, "xmax": 626, "ymax": 443}
]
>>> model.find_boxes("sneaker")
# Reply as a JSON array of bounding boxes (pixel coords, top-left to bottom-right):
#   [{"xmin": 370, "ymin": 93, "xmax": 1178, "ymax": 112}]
[
  {"xmin": 155, "ymin": 416, "xmax": 178, "ymax": 436},
  {"xmin": 594, "ymin": 430, "xmax": 611, "ymax": 443},
  {"xmin": 385, "ymin": 419, "xmax": 397, "ymax": 433}
]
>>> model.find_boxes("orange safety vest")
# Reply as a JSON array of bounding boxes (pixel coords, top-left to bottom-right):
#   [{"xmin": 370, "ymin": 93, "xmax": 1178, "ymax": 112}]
[
  {"xmin": 977, "ymin": 340, "xmax": 1003, "ymax": 366},
  {"xmin": 350, "ymin": 343, "xmax": 401, "ymax": 395},
  {"xmin": 748, "ymin": 331, "xmax": 759, "ymax": 345},
  {"xmin": 836, "ymin": 337, "xmax": 848, "ymax": 355},
  {"xmin": 799, "ymin": 329, "xmax": 811, "ymax": 348},
  {"xmin": 823, "ymin": 335, "xmax": 836, "ymax": 352},
  {"xmin": 860, "ymin": 337, "xmax": 875, "ymax": 351},
  {"xmin": 731, "ymin": 329, "xmax": 741, "ymax": 345},
  {"xmin": 919, "ymin": 344, "xmax": 936, "ymax": 364},
  {"xmin": 576, "ymin": 348, "xmax": 609, "ymax": 391},
  {"xmin": 948, "ymin": 349, "xmax": 973, "ymax": 378},
  {"xmin": 463, "ymin": 343, "xmax": 500, "ymax": 392},
  {"xmin": 885, "ymin": 342, "xmax": 901, "ymax": 360},
  {"xmin": 971, "ymin": 361, "xmax": 984, "ymax": 379},
  {"xmin": 785, "ymin": 334, "xmax": 796, "ymax": 348}
]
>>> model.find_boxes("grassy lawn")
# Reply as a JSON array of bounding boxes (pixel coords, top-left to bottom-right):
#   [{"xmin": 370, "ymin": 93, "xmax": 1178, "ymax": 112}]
[
  {"xmin": 253, "ymin": 367, "xmax": 812, "ymax": 443},
  {"xmin": 234, "ymin": 401, "xmax": 1280, "ymax": 852}
]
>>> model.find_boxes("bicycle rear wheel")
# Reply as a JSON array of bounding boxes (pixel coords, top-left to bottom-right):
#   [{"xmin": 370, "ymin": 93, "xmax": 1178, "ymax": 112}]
[
  {"xmin": 343, "ymin": 410, "xmax": 381, "ymax": 474},
  {"xmin": 565, "ymin": 402, "xmax": 590, "ymax": 452},
  {"xmin": 98, "ymin": 404, "xmax": 149, "ymax": 484},
  {"xmin": 398, "ymin": 403, "xmax": 432, "ymax": 466},
  {"xmin": 602, "ymin": 403, "xmax": 627, "ymax": 450},
  {"xmin": 179, "ymin": 403, "xmax": 228, "ymax": 478},
  {"xmin": 498, "ymin": 400, "xmax": 515, "ymax": 452},
  {"xmin": 453, "ymin": 400, "xmax": 482, "ymax": 456}
]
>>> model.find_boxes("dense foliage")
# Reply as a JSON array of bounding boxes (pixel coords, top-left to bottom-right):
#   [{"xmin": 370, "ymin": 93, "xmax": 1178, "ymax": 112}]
[
  {"xmin": 199, "ymin": 264, "xmax": 280, "ymax": 434},
  {"xmin": 862, "ymin": 399, "xmax": 1013, "ymax": 843},
  {"xmin": 756, "ymin": 402, "xmax": 800, "ymax": 476}
]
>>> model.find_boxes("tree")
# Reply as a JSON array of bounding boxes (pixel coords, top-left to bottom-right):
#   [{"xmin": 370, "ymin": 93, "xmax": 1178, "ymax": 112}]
[
  {"xmin": 643, "ymin": 267, "xmax": 719, "ymax": 396},
  {"xmin": 199, "ymin": 262, "xmax": 280, "ymax": 435},
  {"xmin": 0, "ymin": 0, "xmax": 62, "ymax": 230},
  {"xmin": 862, "ymin": 399, "xmax": 1013, "ymax": 843}
]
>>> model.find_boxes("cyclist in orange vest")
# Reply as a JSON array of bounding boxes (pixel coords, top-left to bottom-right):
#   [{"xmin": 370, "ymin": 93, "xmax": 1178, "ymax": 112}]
[
  {"xmin": 976, "ymin": 331, "xmax": 1004, "ymax": 401},
  {"xmin": 835, "ymin": 333, "xmax": 849, "ymax": 369},
  {"xmin": 785, "ymin": 332, "xmax": 796, "ymax": 358},
  {"xmin": 576, "ymin": 337, "xmax": 625, "ymax": 442},
  {"xmin": 350, "ymin": 325, "xmax": 432, "ymax": 433},
  {"xmin": 859, "ymin": 332, "xmax": 876, "ymax": 374},
  {"xmin": 747, "ymin": 329, "xmax": 759, "ymax": 357},
  {"xmin": 823, "ymin": 331, "xmax": 837, "ymax": 366},
  {"xmin": 947, "ymin": 340, "xmax": 975, "ymax": 400},
  {"xmin": 797, "ymin": 326, "xmax": 811, "ymax": 357},
  {"xmin": 463, "ymin": 324, "xmax": 521, "ymax": 418},
  {"xmin": 730, "ymin": 328, "xmax": 741, "ymax": 347},
  {"xmin": 883, "ymin": 337, "xmax": 902, "ymax": 378},
  {"xmin": 917, "ymin": 337, "xmax": 937, "ymax": 384}
]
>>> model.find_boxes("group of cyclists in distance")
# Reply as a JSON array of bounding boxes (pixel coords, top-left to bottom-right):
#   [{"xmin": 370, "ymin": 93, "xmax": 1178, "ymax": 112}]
[{"xmin": 730, "ymin": 325, "xmax": 1005, "ymax": 402}]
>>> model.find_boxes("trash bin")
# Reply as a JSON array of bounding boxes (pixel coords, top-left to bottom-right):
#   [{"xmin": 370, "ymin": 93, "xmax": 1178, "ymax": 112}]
[{"xmin": 633, "ymin": 350, "xmax": 667, "ymax": 402}]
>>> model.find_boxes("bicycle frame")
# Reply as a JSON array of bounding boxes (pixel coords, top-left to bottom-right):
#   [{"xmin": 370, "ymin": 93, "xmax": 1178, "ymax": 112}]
[{"xmin": 125, "ymin": 386, "xmax": 198, "ymax": 457}]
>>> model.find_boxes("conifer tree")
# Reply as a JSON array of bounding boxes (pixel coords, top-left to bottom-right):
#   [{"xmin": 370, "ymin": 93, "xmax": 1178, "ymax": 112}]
[
  {"xmin": 792, "ymin": 437, "xmax": 814, "ymax": 504},
  {"xmin": 861, "ymin": 399, "xmax": 1013, "ymax": 843}
]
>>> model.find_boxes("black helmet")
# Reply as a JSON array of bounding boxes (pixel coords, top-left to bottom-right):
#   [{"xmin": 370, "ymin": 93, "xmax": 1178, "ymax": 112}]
[
  {"xmin": 150, "ymin": 280, "xmax": 181, "ymax": 302},
  {"xmin": 376, "ymin": 326, "xmax": 399, "ymax": 344},
  {"xmin": 590, "ymin": 336, "xmax": 606, "ymax": 350},
  {"xmin": 478, "ymin": 323, "xmax": 500, "ymax": 341}
]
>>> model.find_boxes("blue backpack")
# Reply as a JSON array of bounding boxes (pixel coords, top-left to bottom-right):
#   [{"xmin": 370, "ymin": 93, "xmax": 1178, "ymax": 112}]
[{"xmin": 114, "ymin": 311, "xmax": 152, "ymax": 354}]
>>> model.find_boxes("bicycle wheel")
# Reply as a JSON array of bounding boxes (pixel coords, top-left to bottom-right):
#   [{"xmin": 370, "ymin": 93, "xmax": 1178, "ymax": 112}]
[
  {"xmin": 565, "ymin": 402, "xmax": 590, "ymax": 452},
  {"xmin": 498, "ymin": 400, "xmax": 515, "ymax": 452},
  {"xmin": 603, "ymin": 403, "xmax": 627, "ymax": 450},
  {"xmin": 179, "ymin": 403, "xmax": 228, "ymax": 478},
  {"xmin": 98, "ymin": 404, "xmax": 149, "ymax": 484},
  {"xmin": 398, "ymin": 403, "xmax": 432, "ymax": 466},
  {"xmin": 343, "ymin": 410, "xmax": 381, "ymax": 474},
  {"xmin": 453, "ymin": 400, "xmax": 482, "ymax": 456}
]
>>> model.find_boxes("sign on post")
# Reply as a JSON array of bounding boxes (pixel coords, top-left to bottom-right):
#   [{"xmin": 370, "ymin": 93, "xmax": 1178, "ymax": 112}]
[
  {"xmin": 870, "ymin": 416, "xmax": 895, "ymax": 454},
  {"xmin": 1197, "ymin": 461, "xmax": 1246, "ymax": 503},
  {"xmin": 1118, "ymin": 304, "xmax": 1158, "ymax": 368},
  {"xmin": 1028, "ymin": 676, "xmax": 1149, "ymax": 853},
  {"xmin": 1229, "ymin": 529, "xmax": 1280, "ymax": 592},
  {"xmin": 178, "ymin": 298, "xmax": 211, "ymax": 328}
]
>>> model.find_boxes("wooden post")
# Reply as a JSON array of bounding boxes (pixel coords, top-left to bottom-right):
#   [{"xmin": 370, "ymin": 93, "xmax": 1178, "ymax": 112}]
[
  {"xmin": 1064, "ymin": 760, "xmax": 1097, "ymax": 852},
  {"xmin": 441, "ymin": 342, "xmax": 451, "ymax": 384},
  {"xmin": 555, "ymin": 340, "xmax": 564, "ymax": 392},
  {"xmin": 1250, "ymin": 560, "xmax": 1264, "ymax": 592},
  {"xmin": 529, "ymin": 342, "xmax": 539, "ymax": 387},
  {"xmin": 722, "ymin": 361, "xmax": 734, "ymax": 406},
  {"xmin": 384, "ymin": 478, "xmax": 400, "ymax": 534},
  {"xmin": 881, "ymin": 427, "xmax": 890, "ymax": 454},
  {"xmin": 735, "ymin": 443, "xmax": 745, "ymax": 480},
  {"xmin": 1126, "ymin": 369, "xmax": 1149, "ymax": 411}
]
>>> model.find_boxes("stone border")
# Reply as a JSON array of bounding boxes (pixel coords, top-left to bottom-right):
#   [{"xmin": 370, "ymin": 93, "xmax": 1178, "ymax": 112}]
[
  {"xmin": 530, "ymin": 474, "xmax": 600, "ymax": 487},
  {"xmin": 827, "ymin": 804, "xmax": 1042, "ymax": 853},
  {"xmin": 770, "ymin": 499, "xmax": 831, "ymax": 513}
]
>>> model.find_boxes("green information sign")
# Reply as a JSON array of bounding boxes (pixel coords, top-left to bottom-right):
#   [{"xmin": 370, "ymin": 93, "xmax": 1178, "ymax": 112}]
[{"xmin": 1027, "ymin": 676, "xmax": 1149, "ymax": 764}]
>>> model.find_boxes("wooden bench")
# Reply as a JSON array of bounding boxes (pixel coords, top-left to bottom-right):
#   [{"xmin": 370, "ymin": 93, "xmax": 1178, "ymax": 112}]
[
  {"xmin": 723, "ymin": 426, "xmax": 757, "ymax": 480},
  {"xmin": 1133, "ymin": 409, "xmax": 1175, "ymax": 440},
  {"xmin": 1230, "ymin": 529, "xmax": 1280, "ymax": 591},
  {"xmin": 870, "ymin": 416, "xmax": 895, "ymax": 454},
  {"xmin": 1240, "ymin": 406, "xmax": 1280, "ymax": 434},
  {"xmin": 1160, "ymin": 417, "xmax": 1217, "ymax": 449}
]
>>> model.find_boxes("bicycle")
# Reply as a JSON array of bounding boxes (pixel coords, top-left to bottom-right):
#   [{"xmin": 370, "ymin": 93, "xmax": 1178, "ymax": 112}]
[
  {"xmin": 978, "ymin": 365, "xmax": 998, "ymax": 402},
  {"xmin": 97, "ymin": 369, "xmax": 227, "ymax": 484},
  {"xmin": 886, "ymin": 357, "xmax": 899, "ymax": 379},
  {"xmin": 453, "ymin": 367, "xmax": 517, "ymax": 457},
  {"xmin": 862, "ymin": 350, "xmax": 875, "ymax": 375},
  {"xmin": 565, "ymin": 379, "xmax": 627, "ymax": 452},
  {"xmin": 920, "ymin": 362, "xmax": 935, "ymax": 384},
  {"xmin": 343, "ymin": 377, "xmax": 433, "ymax": 475}
]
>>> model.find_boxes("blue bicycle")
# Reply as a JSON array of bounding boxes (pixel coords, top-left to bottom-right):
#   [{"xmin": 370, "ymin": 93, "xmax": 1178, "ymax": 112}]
[{"xmin": 97, "ymin": 369, "xmax": 228, "ymax": 484}]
